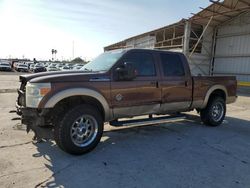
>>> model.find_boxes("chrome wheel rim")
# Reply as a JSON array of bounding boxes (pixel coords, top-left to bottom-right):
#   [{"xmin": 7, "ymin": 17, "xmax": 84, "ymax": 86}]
[
  {"xmin": 211, "ymin": 102, "xmax": 224, "ymax": 122},
  {"xmin": 70, "ymin": 115, "xmax": 98, "ymax": 147}
]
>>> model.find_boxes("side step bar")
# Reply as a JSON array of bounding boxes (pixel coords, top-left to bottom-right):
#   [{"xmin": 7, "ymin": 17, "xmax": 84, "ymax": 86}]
[{"xmin": 109, "ymin": 114, "xmax": 186, "ymax": 127}]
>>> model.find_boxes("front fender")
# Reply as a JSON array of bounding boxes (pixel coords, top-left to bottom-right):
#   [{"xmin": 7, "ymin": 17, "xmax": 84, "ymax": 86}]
[{"xmin": 40, "ymin": 88, "xmax": 112, "ymax": 121}]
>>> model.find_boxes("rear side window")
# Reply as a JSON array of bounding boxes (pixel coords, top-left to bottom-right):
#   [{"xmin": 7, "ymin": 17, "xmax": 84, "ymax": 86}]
[
  {"xmin": 122, "ymin": 52, "xmax": 156, "ymax": 76},
  {"xmin": 160, "ymin": 53, "xmax": 185, "ymax": 77}
]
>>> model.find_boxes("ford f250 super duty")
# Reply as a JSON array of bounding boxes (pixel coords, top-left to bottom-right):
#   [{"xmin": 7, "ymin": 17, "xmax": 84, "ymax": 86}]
[{"xmin": 16, "ymin": 49, "xmax": 237, "ymax": 155}]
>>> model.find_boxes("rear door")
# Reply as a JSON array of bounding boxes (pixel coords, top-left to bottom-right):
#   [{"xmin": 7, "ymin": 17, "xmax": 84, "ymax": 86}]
[
  {"xmin": 111, "ymin": 50, "xmax": 161, "ymax": 118},
  {"xmin": 158, "ymin": 52, "xmax": 192, "ymax": 112}
]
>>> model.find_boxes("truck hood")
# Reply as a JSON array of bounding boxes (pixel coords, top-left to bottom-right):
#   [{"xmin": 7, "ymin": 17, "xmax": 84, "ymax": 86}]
[{"xmin": 19, "ymin": 70, "xmax": 110, "ymax": 83}]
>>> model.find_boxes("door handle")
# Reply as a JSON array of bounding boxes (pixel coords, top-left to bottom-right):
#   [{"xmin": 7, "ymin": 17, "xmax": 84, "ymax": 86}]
[
  {"xmin": 150, "ymin": 81, "xmax": 159, "ymax": 88},
  {"xmin": 185, "ymin": 81, "xmax": 188, "ymax": 87}
]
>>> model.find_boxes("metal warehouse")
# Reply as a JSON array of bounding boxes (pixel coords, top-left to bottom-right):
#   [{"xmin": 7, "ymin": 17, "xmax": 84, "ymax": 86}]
[{"xmin": 104, "ymin": 0, "xmax": 250, "ymax": 86}]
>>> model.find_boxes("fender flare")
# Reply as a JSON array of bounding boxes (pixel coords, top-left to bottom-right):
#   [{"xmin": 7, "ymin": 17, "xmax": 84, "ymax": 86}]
[
  {"xmin": 43, "ymin": 88, "xmax": 112, "ymax": 121},
  {"xmin": 201, "ymin": 85, "xmax": 228, "ymax": 108}
]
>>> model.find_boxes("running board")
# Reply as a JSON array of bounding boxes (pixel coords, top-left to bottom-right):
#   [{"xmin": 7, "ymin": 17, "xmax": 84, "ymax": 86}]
[{"xmin": 109, "ymin": 114, "xmax": 186, "ymax": 127}]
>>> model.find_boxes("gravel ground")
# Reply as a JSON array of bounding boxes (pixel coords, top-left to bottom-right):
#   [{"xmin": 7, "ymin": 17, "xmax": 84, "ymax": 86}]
[{"xmin": 0, "ymin": 73, "xmax": 250, "ymax": 188}]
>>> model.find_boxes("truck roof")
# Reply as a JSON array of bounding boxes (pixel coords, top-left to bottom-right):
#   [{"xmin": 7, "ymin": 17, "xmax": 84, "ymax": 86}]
[{"xmin": 107, "ymin": 48, "xmax": 183, "ymax": 55}]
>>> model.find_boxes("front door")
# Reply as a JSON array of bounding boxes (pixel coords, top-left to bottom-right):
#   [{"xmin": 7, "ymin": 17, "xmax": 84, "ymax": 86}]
[{"xmin": 111, "ymin": 50, "xmax": 161, "ymax": 118}]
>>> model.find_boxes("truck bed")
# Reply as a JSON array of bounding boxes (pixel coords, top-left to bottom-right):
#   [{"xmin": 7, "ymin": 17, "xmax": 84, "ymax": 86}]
[{"xmin": 191, "ymin": 76, "xmax": 237, "ymax": 109}]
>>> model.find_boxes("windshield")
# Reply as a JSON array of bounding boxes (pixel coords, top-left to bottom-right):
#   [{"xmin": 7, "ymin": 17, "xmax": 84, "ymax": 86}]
[{"xmin": 81, "ymin": 51, "xmax": 124, "ymax": 72}]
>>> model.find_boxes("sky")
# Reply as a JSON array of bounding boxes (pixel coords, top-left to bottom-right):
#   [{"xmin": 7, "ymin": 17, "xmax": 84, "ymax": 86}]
[{"xmin": 0, "ymin": 0, "xmax": 211, "ymax": 61}]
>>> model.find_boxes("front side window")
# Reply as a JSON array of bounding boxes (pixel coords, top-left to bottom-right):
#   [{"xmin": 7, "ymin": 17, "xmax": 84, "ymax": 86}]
[
  {"xmin": 122, "ymin": 52, "xmax": 156, "ymax": 76},
  {"xmin": 82, "ymin": 50, "xmax": 125, "ymax": 72},
  {"xmin": 160, "ymin": 53, "xmax": 185, "ymax": 77}
]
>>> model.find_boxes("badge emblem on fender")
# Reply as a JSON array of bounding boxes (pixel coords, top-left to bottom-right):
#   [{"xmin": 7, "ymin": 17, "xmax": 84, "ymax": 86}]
[{"xmin": 115, "ymin": 94, "xmax": 123, "ymax": 101}]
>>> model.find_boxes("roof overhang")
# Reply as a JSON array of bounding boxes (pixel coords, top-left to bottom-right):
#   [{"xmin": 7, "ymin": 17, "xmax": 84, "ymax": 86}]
[{"xmin": 189, "ymin": 0, "xmax": 250, "ymax": 27}]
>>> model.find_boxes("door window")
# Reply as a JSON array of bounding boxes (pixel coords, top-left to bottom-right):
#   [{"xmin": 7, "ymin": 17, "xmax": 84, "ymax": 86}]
[
  {"xmin": 122, "ymin": 52, "xmax": 156, "ymax": 76},
  {"xmin": 160, "ymin": 53, "xmax": 185, "ymax": 77}
]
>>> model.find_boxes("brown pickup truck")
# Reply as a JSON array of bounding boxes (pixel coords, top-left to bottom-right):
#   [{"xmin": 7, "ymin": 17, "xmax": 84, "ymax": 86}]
[{"xmin": 16, "ymin": 49, "xmax": 237, "ymax": 155}]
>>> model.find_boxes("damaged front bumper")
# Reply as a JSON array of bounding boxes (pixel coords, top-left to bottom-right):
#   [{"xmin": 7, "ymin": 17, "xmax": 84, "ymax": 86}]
[{"xmin": 16, "ymin": 102, "xmax": 50, "ymax": 130}]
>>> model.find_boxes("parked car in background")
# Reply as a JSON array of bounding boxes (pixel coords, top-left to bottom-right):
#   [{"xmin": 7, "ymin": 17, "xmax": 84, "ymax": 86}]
[
  {"xmin": 0, "ymin": 61, "xmax": 12, "ymax": 71},
  {"xmin": 67, "ymin": 64, "xmax": 74, "ymax": 69},
  {"xmin": 56, "ymin": 64, "xmax": 64, "ymax": 70},
  {"xmin": 16, "ymin": 64, "xmax": 29, "ymax": 72},
  {"xmin": 61, "ymin": 66, "xmax": 71, "ymax": 71},
  {"xmin": 48, "ymin": 63, "xmax": 57, "ymax": 68},
  {"xmin": 74, "ymin": 63, "xmax": 85, "ymax": 67},
  {"xmin": 25, "ymin": 62, "xmax": 34, "ymax": 70},
  {"xmin": 73, "ymin": 65, "xmax": 84, "ymax": 70},
  {"xmin": 44, "ymin": 62, "xmax": 51, "ymax": 68},
  {"xmin": 29, "ymin": 64, "xmax": 35, "ymax": 72},
  {"xmin": 35, "ymin": 63, "xmax": 43, "ymax": 67},
  {"xmin": 33, "ymin": 66, "xmax": 47, "ymax": 73},
  {"xmin": 25, "ymin": 61, "xmax": 34, "ymax": 66},
  {"xmin": 13, "ymin": 62, "xmax": 19, "ymax": 70},
  {"xmin": 46, "ymin": 66, "xmax": 60, "ymax": 72}
]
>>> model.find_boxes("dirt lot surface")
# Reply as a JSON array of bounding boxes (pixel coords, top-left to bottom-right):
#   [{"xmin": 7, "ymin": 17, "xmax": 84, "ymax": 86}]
[{"xmin": 0, "ymin": 72, "xmax": 250, "ymax": 188}]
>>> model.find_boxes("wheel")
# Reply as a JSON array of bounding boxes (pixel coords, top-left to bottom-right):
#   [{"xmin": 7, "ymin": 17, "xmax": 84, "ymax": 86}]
[
  {"xmin": 54, "ymin": 104, "xmax": 104, "ymax": 155},
  {"xmin": 200, "ymin": 96, "xmax": 226, "ymax": 126}
]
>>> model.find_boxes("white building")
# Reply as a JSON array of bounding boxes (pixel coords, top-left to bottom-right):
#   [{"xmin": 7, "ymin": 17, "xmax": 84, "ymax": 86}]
[{"xmin": 104, "ymin": 0, "xmax": 250, "ymax": 86}]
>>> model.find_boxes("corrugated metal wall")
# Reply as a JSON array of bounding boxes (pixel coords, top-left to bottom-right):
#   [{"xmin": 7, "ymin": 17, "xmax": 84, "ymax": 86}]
[
  {"xmin": 213, "ymin": 11, "xmax": 250, "ymax": 82},
  {"xmin": 189, "ymin": 54, "xmax": 211, "ymax": 75},
  {"xmin": 188, "ymin": 26, "xmax": 214, "ymax": 76}
]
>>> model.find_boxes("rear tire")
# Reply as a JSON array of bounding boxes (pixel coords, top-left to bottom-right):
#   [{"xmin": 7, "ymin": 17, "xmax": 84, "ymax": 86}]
[
  {"xmin": 54, "ymin": 104, "xmax": 104, "ymax": 155},
  {"xmin": 200, "ymin": 96, "xmax": 226, "ymax": 126}
]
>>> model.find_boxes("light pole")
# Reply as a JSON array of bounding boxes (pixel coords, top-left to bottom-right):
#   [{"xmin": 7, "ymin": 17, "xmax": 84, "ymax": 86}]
[
  {"xmin": 51, "ymin": 49, "xmax": 54, "ymax": 61},
  {"xmin": 54, "ymin": 50, "xmax": 57, "ymax": 61}
]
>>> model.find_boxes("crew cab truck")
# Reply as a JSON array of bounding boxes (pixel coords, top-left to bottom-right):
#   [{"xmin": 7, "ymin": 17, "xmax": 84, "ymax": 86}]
[{"xmin": 16, "ymin": 49, "xmax": 237, "ymax": 155}]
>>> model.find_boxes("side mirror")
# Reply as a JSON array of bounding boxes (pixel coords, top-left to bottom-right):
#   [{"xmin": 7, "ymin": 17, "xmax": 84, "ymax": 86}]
[{"xmin": 115, "ymin": 62, "xmax": 136, "ymax": 81}]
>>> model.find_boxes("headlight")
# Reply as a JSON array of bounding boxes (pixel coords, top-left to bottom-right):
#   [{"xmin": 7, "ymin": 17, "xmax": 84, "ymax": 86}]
[{"xmin": 26, "ymin": 82, "xmax": 51, "ymax": 108}]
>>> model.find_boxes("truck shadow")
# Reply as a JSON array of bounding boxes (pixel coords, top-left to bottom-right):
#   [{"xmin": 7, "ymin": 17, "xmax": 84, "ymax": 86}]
[{"xmin": 32, "ymin": 115, "xmax": 250, "ymax": 187}]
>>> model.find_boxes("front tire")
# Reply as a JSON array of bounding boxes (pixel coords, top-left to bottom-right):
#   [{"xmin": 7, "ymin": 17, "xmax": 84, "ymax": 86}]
[
  {"xmin": 54, "ymin": 104, "xmax": 104, "ymax": 155},
  {"xmin": 200, "ymin": 97, "xmax": 226, "ymax": 126}
]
